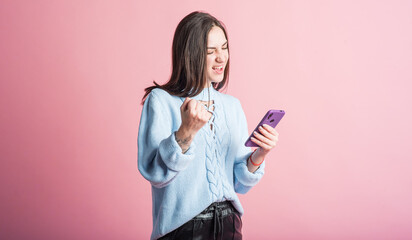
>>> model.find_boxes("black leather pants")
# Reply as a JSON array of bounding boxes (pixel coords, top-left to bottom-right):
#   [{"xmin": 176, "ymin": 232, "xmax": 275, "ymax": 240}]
[{"xmin": 158, "ymin": 201, "xmax": 242, "ymax": 240}]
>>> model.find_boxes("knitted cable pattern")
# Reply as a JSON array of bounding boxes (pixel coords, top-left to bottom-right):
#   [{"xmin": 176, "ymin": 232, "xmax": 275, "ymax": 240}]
[{"xmin": 204, "ymin": 103, "xmax": 232, "ymax": 201}]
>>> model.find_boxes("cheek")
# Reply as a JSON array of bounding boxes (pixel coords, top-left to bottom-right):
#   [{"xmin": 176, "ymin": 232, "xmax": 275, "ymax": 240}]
[{"xmin": 206, "ymin": 56, "xmax": 214, "ymax": 69}]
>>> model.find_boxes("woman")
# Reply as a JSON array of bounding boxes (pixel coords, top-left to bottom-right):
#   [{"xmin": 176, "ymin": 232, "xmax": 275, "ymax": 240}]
[{"xmin": 138, "ymin": 11, "xmax": 279, "ymax": 240}]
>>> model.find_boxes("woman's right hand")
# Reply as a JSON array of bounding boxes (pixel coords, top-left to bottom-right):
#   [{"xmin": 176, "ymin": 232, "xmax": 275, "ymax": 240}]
[{"xmin": 175, "ymin": 97, "xmax": 212, "ymax": 153}]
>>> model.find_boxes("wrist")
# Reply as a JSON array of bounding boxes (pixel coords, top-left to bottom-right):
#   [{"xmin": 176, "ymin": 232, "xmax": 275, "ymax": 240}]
[
  {"xmin": 176, "ymin": 127, "xmax": 194, "ymax": 140},
  {"xmin": 249, "ymin": 149, "xmax": 264, "ymax": 166},
  {"xmin": 256, "ymin": 148, "xmax": 269, "ymax": 157},
  {"xmin": 175, "ymin": 127, "xmax": 194, "ymax": 153}
]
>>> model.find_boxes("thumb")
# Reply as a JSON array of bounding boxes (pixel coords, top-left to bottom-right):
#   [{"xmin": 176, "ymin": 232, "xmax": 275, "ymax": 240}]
[{"xmin": 181, "ymin": 97, "xmax": 191, "ymax": 111}]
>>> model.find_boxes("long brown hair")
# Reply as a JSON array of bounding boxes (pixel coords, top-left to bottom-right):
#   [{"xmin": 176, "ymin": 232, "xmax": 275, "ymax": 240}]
[{"xmin": 141, "ymin": 11, "xmax": 230, "ymax": 104}]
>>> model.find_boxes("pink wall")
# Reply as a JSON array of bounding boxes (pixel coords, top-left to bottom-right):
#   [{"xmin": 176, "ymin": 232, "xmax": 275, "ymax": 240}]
[{"xmin": 1, "ymin": 0, "xmax": 411, "ymax": 239}]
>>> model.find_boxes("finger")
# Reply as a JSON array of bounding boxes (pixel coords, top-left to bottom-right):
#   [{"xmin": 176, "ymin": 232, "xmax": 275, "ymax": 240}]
[
  {"xmin": 181, "ymin": 97, "xmax": 191, "ymax": 111},
  {"xmin": 195, "ymin": 101, "xmax": 206, "ymax": 119},
  {"xmin": 197, "ymin": 106, "xmax": 210, "ymax": 122},
  {"xmin": 195, "ymin": 100, "xmax": 204, "ymax": 112},
  {"xmin": 262, "ymin": 124, "xmax": 278, "ymax": 136},
  {"xmin": 251, "ymin": 136, "xmax": 272, "ymax": 150},
  {"xmin": 187, "ymin": 99, "xmax": 197, "ymax": 111},
  {"xmin": 201, "ymin": 104, "xmax": 213, "ymax": 115},
  {"xmin": 272, "ymin": 128, "xmax": 279, "ymax": 137},
  {"xmin": 253, "ymin": 130, "xmax": 275, "ymax": 147},
  {"xmin": 257, "ymin": 126, "xmax": 276, "ymax": 141},
  {"xmin": 187, "ymin": 99, "xmax": 197, "ymax": 116},
  {"xmin": 203, "ymin": 110, "xmax": 213, "ymax": 122}
]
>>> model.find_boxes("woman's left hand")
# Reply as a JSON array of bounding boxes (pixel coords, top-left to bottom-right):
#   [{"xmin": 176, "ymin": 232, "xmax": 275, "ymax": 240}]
[{"xmin": 250, "ymin": 124, "xmax": 279, "ymax": 155}]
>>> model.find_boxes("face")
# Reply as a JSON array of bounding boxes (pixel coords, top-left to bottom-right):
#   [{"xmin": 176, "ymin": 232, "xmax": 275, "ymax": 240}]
[{"xmin": 205, "ymin": 26, "xmax": 229, "ymax": 87}]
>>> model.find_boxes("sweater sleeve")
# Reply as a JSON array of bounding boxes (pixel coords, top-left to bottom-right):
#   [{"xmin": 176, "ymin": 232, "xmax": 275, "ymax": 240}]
[
  {"xmin": 233, "ymin": 99, "xmax": 265, "ymax": 194},
  {"xmin": 137, "ymin": 91, "xmax": 196, "ymax": 188}
]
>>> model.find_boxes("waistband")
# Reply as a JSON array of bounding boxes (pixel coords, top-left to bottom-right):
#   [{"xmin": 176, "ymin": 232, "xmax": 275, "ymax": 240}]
[{"xmin": 194, "ymin": 201, "xmax": 236, "ymax": 220}]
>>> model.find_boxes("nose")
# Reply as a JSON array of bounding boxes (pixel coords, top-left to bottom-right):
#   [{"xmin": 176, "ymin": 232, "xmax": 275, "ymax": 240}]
[{"xmin": 215, "ymin": 51, "xmax": 225, "ymax": 63}]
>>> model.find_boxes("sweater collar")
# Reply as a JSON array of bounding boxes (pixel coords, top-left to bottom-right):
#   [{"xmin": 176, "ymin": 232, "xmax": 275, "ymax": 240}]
[{"xmin": 190, "ymin": 86, "xmax": 217, "ymax": 101}]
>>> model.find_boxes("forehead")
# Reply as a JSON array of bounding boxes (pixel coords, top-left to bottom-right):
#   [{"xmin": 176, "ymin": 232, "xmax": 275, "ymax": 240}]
[{"xmin": 207, "ymin": 26, "xmax": 227, "ymax": 46}]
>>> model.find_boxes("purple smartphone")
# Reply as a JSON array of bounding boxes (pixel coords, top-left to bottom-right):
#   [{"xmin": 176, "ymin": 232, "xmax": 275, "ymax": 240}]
[{"xmin": 245, "ymin": 109, "xmax": 285, "ymax": 147}]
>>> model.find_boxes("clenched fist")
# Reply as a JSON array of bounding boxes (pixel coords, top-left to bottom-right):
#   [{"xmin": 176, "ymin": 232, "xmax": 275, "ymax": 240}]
[{"xmin": 175, "ymin": 97, "xmax": 212, "ymax": 153}]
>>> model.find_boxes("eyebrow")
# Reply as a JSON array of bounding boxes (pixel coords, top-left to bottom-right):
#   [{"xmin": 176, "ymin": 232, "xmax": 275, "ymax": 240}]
[{"xmin": 207, "ymin": 41, "xmax": 228, "ymax": 49}]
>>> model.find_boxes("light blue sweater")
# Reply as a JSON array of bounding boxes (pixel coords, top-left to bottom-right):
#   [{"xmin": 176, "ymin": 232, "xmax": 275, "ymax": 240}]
[{"xmin": 138, "ymin": 86, "xmax": 265, "ymax": 240}]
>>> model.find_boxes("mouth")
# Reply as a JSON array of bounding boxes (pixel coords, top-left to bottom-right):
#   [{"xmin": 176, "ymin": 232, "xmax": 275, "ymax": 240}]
[{"xmin": 212, "ymin": 65, "xmax": 224, "ymax": 74}]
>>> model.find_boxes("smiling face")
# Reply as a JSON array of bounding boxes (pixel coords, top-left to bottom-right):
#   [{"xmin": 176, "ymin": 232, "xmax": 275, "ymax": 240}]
[{"xmin": 205, "ymin": 26, "xmax": 229, "ymax": 88}]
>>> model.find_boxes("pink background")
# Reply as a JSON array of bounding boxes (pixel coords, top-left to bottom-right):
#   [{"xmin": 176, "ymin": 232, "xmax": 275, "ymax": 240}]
[{"xmin": 1, "ymin": 0, "xmax": 412, "ymax": 239}]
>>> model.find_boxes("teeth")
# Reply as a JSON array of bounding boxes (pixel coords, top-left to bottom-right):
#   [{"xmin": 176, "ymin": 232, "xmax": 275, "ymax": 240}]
[{"xmin": 213, "ymin": 66, "xmax": 223, "ymax": 70}]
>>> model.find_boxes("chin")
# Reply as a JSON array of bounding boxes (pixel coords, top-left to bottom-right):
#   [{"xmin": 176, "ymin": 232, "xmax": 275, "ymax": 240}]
[{"xmin": 211, "ymin": 77, "xmax": 224, "ymax": 84}]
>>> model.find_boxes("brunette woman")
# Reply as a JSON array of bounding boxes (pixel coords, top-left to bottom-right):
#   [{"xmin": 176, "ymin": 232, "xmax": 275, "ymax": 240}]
[{"xmin": 138, "ymin": 11, "xmax": 279, "ymax": 240}]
